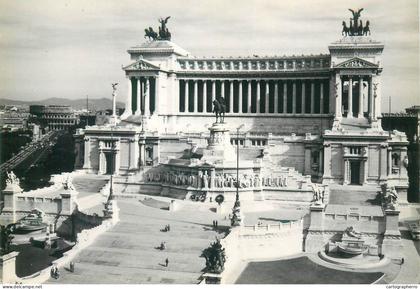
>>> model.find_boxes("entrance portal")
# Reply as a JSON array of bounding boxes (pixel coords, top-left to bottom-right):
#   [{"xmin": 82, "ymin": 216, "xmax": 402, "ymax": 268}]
[
  {"xmin": 350, "ymin": 161, "xmax": 361, "ymax": 185},
  {"xmin": 105, "ymin": 152, "xmax": 115, "ymax": 175}
]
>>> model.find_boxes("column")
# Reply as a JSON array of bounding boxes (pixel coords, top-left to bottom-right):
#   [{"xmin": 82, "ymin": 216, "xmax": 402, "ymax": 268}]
[
  {"xmin": 154, "ymin": 76, "xmax": 159, "ymax": 114},
  {"xmin": 221, "ymin": 80, "xmax": 225, "ymax": 99},
  {"xmin": 292, "ymin": 81, "xmax": 296, "ymax": 114},
  {"xmin": 283, "ymin": 81, "xmax": 287, "ymax": 113},
  {"xmin": 114, "ymin": 143, "xmax": 120, "ymax": 175},
  {"xmin": 211, "ymin": 80, "xmax": 216, "ymax": 103},
  {"xmin": 368, "ymin": 76, "xmax": 373, "ymax": 121},
  {"xmin": 301, "ymin": 81, "xmax": 306, "ymax": 114},
  {"xmin": 348, "ymin": 77, "xmax": 353, "ymax": 118},
  {"xmin": 130, "ymin": 139, "xmax": 139, "ymax": 170},
  {"xmin": 185, "ymin": 80, "xmax": 189, "ymax": 113},
  {"xmin": 358, "ymin": 76, "xmax": 364, "ymax": 118},
  {"xmin": 238, "ymin": 80, "xmax": 242, "ymax": 113},
  {"xmin": 335, "ymin": 75, "xmax": 342, "ymax": 118},
  {"xmin": 83, "ymin": 138, "xmax": 91, "ymax": 169},
  {"xmin": 323, "ymin": 144, "xmax": 332, "ymax": 180},
  {"xmin": 139, "ymin": 140, "xmax": 145, "ymax": 167},
  {"xmin": 374, "ymin": 77, "xmax": 381, "ymax": 120},
  {"xmin": 229, "ymin": 80, "xmax": 234, "ymax": 113},
  {"xmin": 99, "ymin": 149, "xmax": 106, "ymax": 175},
  {"xmin": 144, "ymin": 78, "xmax": 150, "ymax": 116},
  {"xmin": 310, "ymin": 80, "xmax": 315, "ymax": 114},
  {"xmin": 126, "ymin": 78, "xmax": 132, "ymax": 115},
  {"xmin": 265, "ymin": 81, "xmax": 269, "ymax": 113},
  {"xmin": 247, "ymin": 81, "xmax": 251, "ymax": 113},
  {"xmin": 256, "ymin": 80, "xmax": 261, "ymax": 113},
  {"xmin": 320, "ymin": 81, "xmax": 324, "ymax": 114},
  {"xmin": 387, "ymin": 147, "xmax": 392, "ymax": 176},
  {"xmin": 363, "ymin": 158, "xmax": 368, "ymax": 184},
  {"xmin": 136, "ymin": 78, "xmax": 141, "ymax": 115},
  {"xmin": 274, "ymin": 81, "xmax": 279, "ymax": 113},
  {"xmin": 112, "ymin": 84, "xmax": 117, "ymax": 117},
  {"xmin": 304, "ymin": 146, "xmax": 312, "ymax": 175},
  {"xmin": 343, "ymin": 159, "xmax": 349, "ymax": 185},
  {"xmin": 203, "ymin": 80, "xmax": 207, "ymax": 113},
  {"xmin": 319, "ymin": 149, "xmax": 324, "ymax": 177},
  {"xmin": 193, "ymin": 80, "xmax": 198, "ymax": 113}
]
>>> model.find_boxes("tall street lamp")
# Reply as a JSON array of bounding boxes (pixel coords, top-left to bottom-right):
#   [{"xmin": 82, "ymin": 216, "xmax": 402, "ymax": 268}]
[{"xmin": 231, "ymin": 124, "xmax": 244, "ymax": 227}]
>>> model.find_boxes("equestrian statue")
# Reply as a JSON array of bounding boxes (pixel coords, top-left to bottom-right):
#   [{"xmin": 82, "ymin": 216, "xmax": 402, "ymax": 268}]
[{"xmin": 212, "ymin": 96, "xmax": 226, "ymax": 123}]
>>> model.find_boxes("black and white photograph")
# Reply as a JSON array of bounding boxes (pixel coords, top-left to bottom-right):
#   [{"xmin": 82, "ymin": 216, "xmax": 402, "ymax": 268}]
[{"xmin": 0, "ymin": 0, "xmax": 419, "ymax": 286}]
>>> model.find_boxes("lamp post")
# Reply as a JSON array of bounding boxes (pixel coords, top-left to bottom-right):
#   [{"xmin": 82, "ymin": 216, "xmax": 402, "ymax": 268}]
[
  {"xmin": 231, "ymin": 124, "xmax": 244, "ymax": 227},
  {"xmin": 110, "ymin": 126, "xmax": 115, "ymax": 191}
]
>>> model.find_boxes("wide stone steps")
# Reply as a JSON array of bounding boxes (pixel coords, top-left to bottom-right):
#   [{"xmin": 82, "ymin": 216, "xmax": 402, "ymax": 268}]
[
  {"xmin": 76, "ymin": 246, "xmax": 206, "ymax": 273},
  {"xmin": 48, "ymin": 261, "xmax": 201, "ymax": 284}
]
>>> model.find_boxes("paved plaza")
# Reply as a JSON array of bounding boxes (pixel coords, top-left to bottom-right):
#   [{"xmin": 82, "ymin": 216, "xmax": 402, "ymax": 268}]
[
  {"xmin": 236, "ymin": 256, "xmax": 384, "ymax": 284},
  {"xmin": 48, "ymin": 197, "xmax": 227, "ymax": 284}
]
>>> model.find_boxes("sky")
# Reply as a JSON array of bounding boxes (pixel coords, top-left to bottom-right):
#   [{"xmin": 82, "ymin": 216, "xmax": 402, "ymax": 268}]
[{"xmin": 0, "ymin": 0, "xmax": 419, "ymax": 112}]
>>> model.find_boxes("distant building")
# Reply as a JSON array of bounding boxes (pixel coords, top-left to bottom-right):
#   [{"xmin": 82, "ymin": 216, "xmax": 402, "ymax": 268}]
[
  {"xmin": 29, "ymin": 105, "xmax": 78, "ymax": 131},
  {"xmin": 95, "ymin": 108, "xmax": 124, "ymax": 126},
  {"xmin": 382, "ymin": 105, "xmax": 420, "ymax": 202},
  {"xmin": 0, "ymin": 111, "xmax": 29, "ymax": 131},
  {"xmin": 78, "ymin": 113, "xmax": 97, "ymax": 128}
]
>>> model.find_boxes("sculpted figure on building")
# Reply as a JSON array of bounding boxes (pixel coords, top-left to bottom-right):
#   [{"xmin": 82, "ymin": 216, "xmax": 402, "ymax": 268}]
[
  {"xmin": 144, "ymin": 16, "xmax": 172, "ymax": 41},
  {"xmin": 145, "ymin": 170, "xmax": 291, "ymax": 190},
  {"xmin": 342, "ymin": 8, "xmax": 370, "ymax": 36}
]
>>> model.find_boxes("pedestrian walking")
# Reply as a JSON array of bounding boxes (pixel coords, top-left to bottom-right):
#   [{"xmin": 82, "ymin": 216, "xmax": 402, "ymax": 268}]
[
  {"xmin": 401, "ymin": 257, "xmax": 404, "ymax": 265},
  {"xmin": 167, "ymin": 224, "xmax": 170, "ymax": 231},
  {"xmin": 69, "ymin": 261, "xmax": 75, "ymax": 273},
  {"xmin": 215, "ymin": 220, "xmax": 218, "ymax": 228},
  {"xmin": 165, "ymin": 258, "xmax": 169, "ymax": 267}
]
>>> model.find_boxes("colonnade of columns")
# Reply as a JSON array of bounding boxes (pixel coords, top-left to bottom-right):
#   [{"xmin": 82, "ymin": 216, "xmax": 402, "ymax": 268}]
[
  {"xmin": 126, "ymin": 76, "xmax": 157, "ymax": 116},
  {"xmin": 179, "ymin": 79, "xmax": 329, "ymax": 114},
  {"xmin": 334, "ymin": 74, "xmax": 379, "ymax": 121}
]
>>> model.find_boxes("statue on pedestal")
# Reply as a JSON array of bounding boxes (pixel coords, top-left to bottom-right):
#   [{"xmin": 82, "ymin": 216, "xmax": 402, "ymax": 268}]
[
  {"xmin": 201, "ymin": 238, "xmax": 226, "ymax": 274},
  {"xmin": 0, "ymin": 224, "xmax": 15, "ymax": 256},
  {"xmin": 386, "ymin": 186, "xmax": 399, "ymax": 210},
  {"xmin": 212, "ymin": 97, "xmax": 226, "ymax": 123},
  {"xmin": 6, "ymin": 171, "xmax": 20, "ymax": 188}
]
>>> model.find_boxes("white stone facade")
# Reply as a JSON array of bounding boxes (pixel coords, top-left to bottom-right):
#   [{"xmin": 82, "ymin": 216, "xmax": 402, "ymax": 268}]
[{"xmin": 74, "ymin": 31, "xmax": 408, "ymax": 193}]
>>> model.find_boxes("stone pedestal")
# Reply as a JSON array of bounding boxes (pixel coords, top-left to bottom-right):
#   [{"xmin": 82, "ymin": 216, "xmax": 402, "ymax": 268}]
[
  {"xmin": 201, "ymin": 122, "xmax": 236, "ymax": 164},
  {"xmin": 382, "ymin": 209, "xmax": 402, "ymax": 259},
  {"xmin": 60, "ymin": 190, "xmax": 77, "ymax": 216},
  {"xmin": 201, "ymin": 272, "xmax": 222, "ymax": 284},
  {"xmin": 305, "ymin": 204, "xmax": 326, "ymax": 253},
  {"xmin": 0, "ymin": 251, "xmax": 19, "ymax": 283},
  {"xmin": 1, "ymin": 182, "xmax": 23, "ymax": 223}
]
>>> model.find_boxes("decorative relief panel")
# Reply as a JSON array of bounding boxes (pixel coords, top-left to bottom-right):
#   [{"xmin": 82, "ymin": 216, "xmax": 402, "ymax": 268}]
[{"xmin": 335, "ymin": 57, "xmax": 378, "ymax": 69}]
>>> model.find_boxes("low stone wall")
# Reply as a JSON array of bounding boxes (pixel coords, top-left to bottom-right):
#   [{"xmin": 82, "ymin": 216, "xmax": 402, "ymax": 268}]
[
  {"xmin": 218, "ymin": 220, "xmax": 304, "ymax": 283},
  {"xmin": 7, "ymin": 203, "xmax": 119, "ymax": 284},
  {"xmin": 322, "ymin": 213, "xmax": 386, "ymax": 234},
  {"xmin": 115, "ymin": 180, "xmax": 314, "ymax": 204}
]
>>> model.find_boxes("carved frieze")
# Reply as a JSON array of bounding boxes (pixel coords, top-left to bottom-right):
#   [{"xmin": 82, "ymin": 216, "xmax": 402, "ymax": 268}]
[
  {"xmin": 335, "ymin": 57, "xmax": 378, "ymax": 69},
  {"xmin": 124, "ymin": 59, "xmax": 160, "ymax": 71}
]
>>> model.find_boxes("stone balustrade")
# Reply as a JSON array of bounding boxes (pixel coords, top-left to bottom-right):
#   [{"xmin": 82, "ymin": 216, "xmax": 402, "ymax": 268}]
[{"xmin": 177, "ymin": 55, "xmax": 330, "ymax": 71}]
